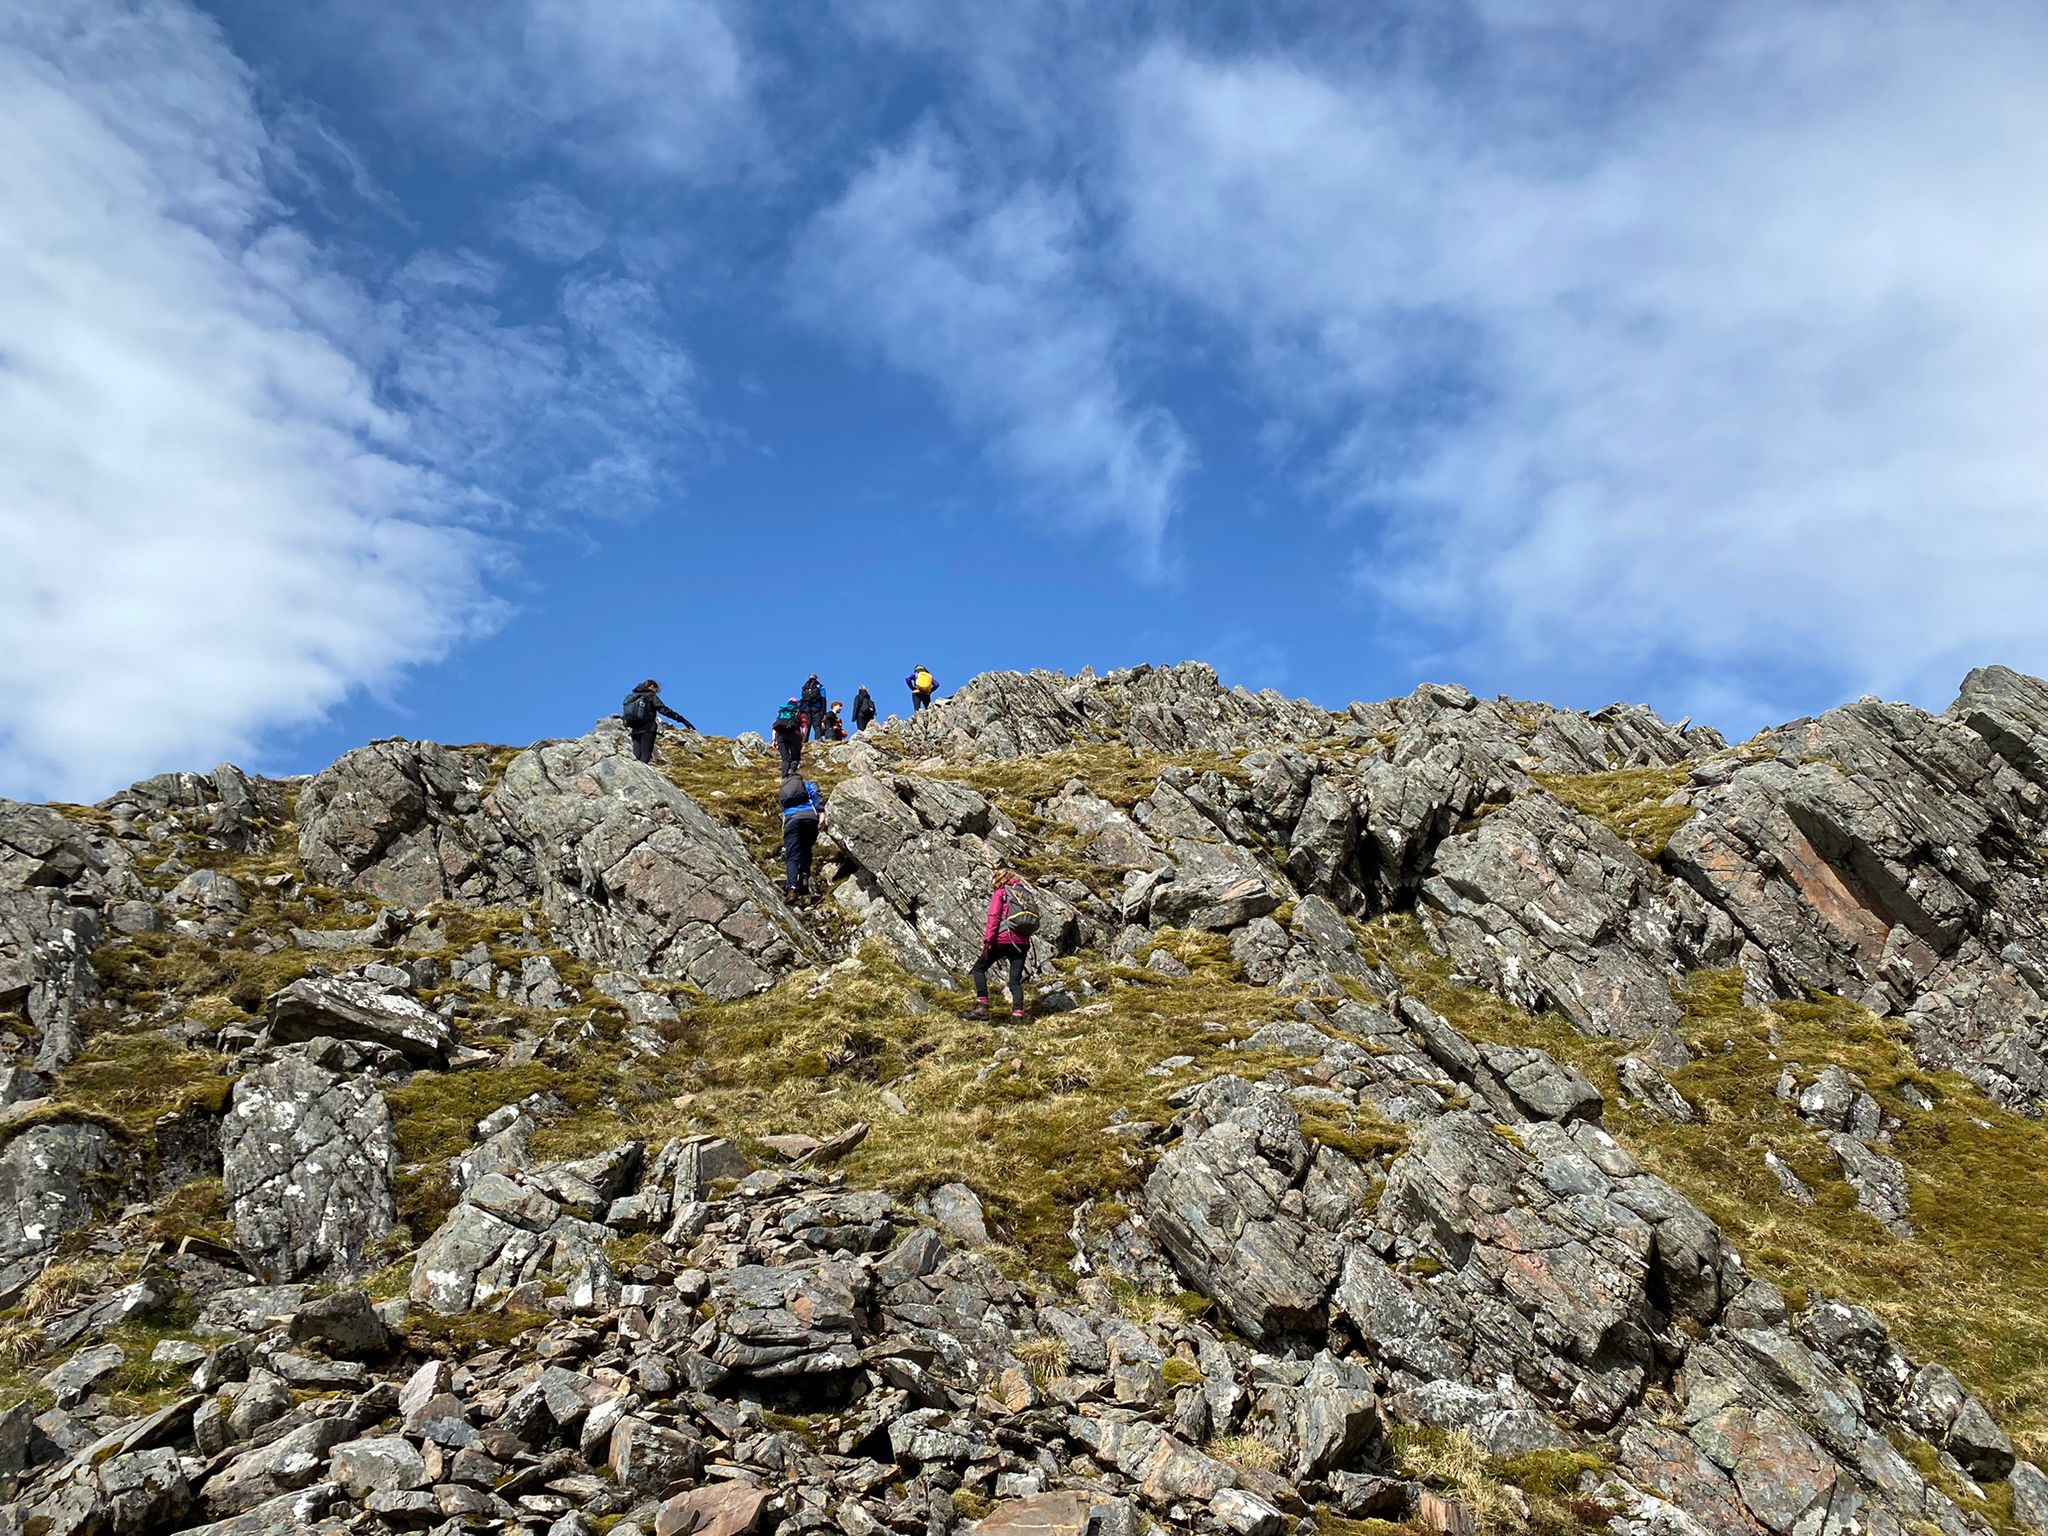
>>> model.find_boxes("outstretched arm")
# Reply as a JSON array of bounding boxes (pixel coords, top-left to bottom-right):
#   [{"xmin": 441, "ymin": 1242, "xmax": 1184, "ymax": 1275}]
[{"xmin": 657, "ymin": 702, "xmax": 693, "ymax": 728}]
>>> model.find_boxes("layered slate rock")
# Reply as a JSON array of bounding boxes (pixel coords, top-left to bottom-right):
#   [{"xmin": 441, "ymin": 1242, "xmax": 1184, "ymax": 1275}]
[
  {"xmin": 494, "ymin": 736, "xmax": 817, "ymax": 999},
  {"xmin": 1422, "ymin": 793, "xmax": 1739, "ymax": 1039},
  {"xmin": 222, "ymin": 1053, "xmax": 398, "ymax": 1280},
  {"xmin": 0, "ymin": 801, "xmax": 122, "ymax": 1070},
  {"xmin": 265, "ymin": 974, "xmax": 455, "ymax": 1064},
  {"xmin": 1669, "ymin": 679, "xmax": 2048, "ymax": 1110}
]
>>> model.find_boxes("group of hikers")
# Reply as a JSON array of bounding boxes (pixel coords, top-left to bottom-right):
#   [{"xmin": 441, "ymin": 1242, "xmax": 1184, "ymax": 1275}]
[{"xmin": 619, "ymin": 667, "xmax": 1034, "ymax": 1017}]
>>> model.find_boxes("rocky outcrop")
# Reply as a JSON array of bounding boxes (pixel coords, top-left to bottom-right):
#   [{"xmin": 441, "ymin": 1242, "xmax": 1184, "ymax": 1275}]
[
  {"xmin": 1422, "ymin": 794, "xmax": 1739, "ymax": 1038},
  {"xmin": 297, "ymin": 740, "xmax": 528, "ymax": 906},
  {"xmin": 221, "ymin": 1053, "xmax": 398, "ymax": 1281},
  {"xmin": 493, "ymin": 736, "xmax": 817, "ymax": 999}
]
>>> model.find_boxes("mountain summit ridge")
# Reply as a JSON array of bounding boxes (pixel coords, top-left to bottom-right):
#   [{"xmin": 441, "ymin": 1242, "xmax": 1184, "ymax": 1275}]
[{"xmin": 5, "ymin": 660, "xmax": 2048, "ymax": 1536}]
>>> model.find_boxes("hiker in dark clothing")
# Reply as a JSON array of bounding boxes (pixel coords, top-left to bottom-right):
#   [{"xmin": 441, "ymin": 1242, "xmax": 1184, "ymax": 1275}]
[
  {"xmin": 821, "ymin": 702, "xmax": 848, "ymax": 742},
  {"xmin": 966, "ymin": 869, "xmax": 1037, "ymax": 1020},
  {"xmin": 621, "ymin": 680, "xmax": 693, "ymax": 764},
  {"xmin": 800, "ymin": 675, "xmax": 827, "ymax": 740},
  {"xmin": 772, "ymin": 698, "xmax": 805, "ymax": 776},
  {"xmin": 851, "ymin": 687, "xmax": 876, "ymax": 732},
  {"xmin": 778, "ymin": 774, "xmax": 825, "ymax": 901}
]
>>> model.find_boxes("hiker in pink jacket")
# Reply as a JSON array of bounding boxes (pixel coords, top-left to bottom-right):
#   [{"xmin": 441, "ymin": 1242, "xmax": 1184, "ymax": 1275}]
[{"xmin": 965, "ymin": 870, "xmax": 1038, "ymax": 1020}]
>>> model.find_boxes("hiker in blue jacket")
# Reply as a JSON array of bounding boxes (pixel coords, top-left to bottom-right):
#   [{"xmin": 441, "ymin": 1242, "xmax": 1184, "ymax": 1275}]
[
  {"xmin": 777, "ymin": 774, "xmax": 826, "ymax": 902},
  {"xmin": 621, "ymin": 680, "xmax": 693, "ymax": 764}
]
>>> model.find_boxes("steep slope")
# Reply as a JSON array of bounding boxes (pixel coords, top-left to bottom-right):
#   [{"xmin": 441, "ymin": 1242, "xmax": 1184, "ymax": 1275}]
[{"xmin": 4, "ymin": 661, "xmax": 2048, "ymax": 1536}]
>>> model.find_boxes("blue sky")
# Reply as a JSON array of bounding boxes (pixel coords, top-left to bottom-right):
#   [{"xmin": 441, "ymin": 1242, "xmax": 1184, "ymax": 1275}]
[{"xmin": 7, "ymin": 0, "xmax": 2048, "ymax": 799}]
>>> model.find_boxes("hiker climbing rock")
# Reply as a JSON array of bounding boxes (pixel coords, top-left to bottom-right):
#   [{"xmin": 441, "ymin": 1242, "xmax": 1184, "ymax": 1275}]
[
  {"xmin": 772, "ymin": 698, "xmax": 805, "ymax": 776},
  {"xmin": 620, "ymin": 680, "xmax": 693, "ymax": 764},
  {"xmin": 778, "ymin": 773, "xmax": 825, "ymax": 902},
  {"xmin": 800, "ymin": 674, "xmax": 828, "ymax": 740},
  {"xmin": 966, "ymin": 869, "xmax": 1039, "ymax": 1020},
  {"xmin": 851, "ymin": 687, "xmax": 876, "ymax": 731},
  {"xmin": 907, "ymin": 665, "xmax": 937, "ymax": 713}
]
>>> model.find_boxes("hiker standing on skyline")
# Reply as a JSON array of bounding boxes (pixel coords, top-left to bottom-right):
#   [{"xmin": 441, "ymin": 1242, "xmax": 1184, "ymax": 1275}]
[
  {"xmin": 907, "ymin": 665, "xmax": 937, "ymax": 713},
  {"xmin": 621, "ymin": 680, "xmax": 693, "ymax": 764},
  {"xmin": 965, "ymin": 869, "xmax": 1039, "ymax": 1020},
  {"xmin": 800, "ymin": 674, "xmax": 828, "ymax": 740},
  {"xmin": 851, "ymin": 687, "xmax": 876, "ymax": 731}
]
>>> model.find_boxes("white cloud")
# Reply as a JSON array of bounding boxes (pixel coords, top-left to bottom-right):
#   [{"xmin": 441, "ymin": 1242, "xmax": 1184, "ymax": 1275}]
[
  {"xmin": 789, "ymin": 127, "xmax": 1189, "ymax": 572},
  {"xmin": 0, "ymin": 0, "xmax": 696, "ymax": 800},
  {"xmin": 1112, "ymin": 4, "xmax": 2048, "ymax": 719},
  {"xmin": 332, "ymin": 0, "xmax": 758, "ymax": 178},
  {"xmin": 501, "ymin": 183, "xmax": 606, "ymax": 264}
]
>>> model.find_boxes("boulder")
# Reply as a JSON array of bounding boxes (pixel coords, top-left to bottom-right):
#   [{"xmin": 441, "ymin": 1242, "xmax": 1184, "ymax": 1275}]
[
  {"xmin": 222, "ymin": 1054, "xmax": 398, "ymax": 1280},
  {"xmin": 297, "ymin": 740, "xmax": 527, "ymax": 906},
  {"xmin": 0, "ymin": 1119, "xmax": 118, "ymax": 1262}
]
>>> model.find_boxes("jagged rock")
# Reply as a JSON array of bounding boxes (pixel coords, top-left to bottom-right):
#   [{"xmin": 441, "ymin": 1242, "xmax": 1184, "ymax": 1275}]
[
  {"xmin": 204, "ymin": 1422, "xmax": 353, "ymax": 1514},
  {"xmin": 494, "ymin": 735, "xmax": 817, "ymax": 999},
  {"xmin": 286, "ymin": 1289, "xmax": 388, "ymax": 1357},
  {"xmin": 0, "ymin": 1119, "xmax": 117, "ymax": 1261},
  {"xmin": 1616, "ymin": 1053, "xmax": 1695, "ymax": 1122},
  {"xmin": 1143, "ymin": 1082, "xmax": 1340, "ymax": 1342},
  {"xmin": 970, "ymin": 1492, "xmax": 1097, "ymax": 1534},
  {"xmin": 1422, "ymin": 794, "xmax": 1736, "ymax": 1039},
  {"xmin": 265, "ymin": 974, "xmax": 453, "ymax": 1064},
  {"xmin": 704, "ymin": 1259, "xmax": 866, "ymax": 1379},
  {"xmin": 1148, "ymin": 837, "xmax": 1284, "ymax": 931},
  {"xmin": 1826, "ymin": 1134, "xmax": 1912, "ymax": 1235},
  {"xmin": 297, "ymin": 740, "xmax": 526, "ymax": 905},
  {"xmin": 2011, "ymin": 1461, "xmax": 2048, "ymax": 1535},
  {"xmin": 409, "ymin": 1168, "xmax": 607, "ymax": 1313},
  {"xmin": 329, "ymin": 1435, "xmax": 429, "ymax": 1497},
  {"xmin": 1795, "ymin": 1065, "xmax": 1882, "ymax": 1138},
  {"xmin": 222, "ymin": 1054, "xmax": 398, "ymax": 1280},
  {"xmin": 929, "ymin": 1183, "xmax": 989, "ymax": 1245},
  {"xmin": 653, "ymin": 1482, "xmax": 772, "ymax": 1536},
  {"xmin": 826, "ymin": 774, "xmax": 1024, "ymax": 975},
  {"xmin": 170, "ymin": 869, "xmax": 249, "ymax": 915},
  {"xmin": 0, "ymin": 887, "xmax": 103, "ymax": 1070},
  {"xmin": 41, "ymin": 1341, "xmax": 124, "ymax": 1407}
]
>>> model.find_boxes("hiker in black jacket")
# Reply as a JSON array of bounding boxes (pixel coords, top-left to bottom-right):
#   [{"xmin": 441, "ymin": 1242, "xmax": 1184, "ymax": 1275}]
[
  {"xmin": 622, "ymin": 680, "xmax": 693, "ymax": 764},
  {"xmin": 851, "ymin": 687, "xmax": 876, "ymax": 732},
  {"xmin": 771, "ymin": 698, "xmax": 806, "ymax": 776},
  {"xmin": 799, "ymin": 675, "xmax": 827, "ymax": 740}
]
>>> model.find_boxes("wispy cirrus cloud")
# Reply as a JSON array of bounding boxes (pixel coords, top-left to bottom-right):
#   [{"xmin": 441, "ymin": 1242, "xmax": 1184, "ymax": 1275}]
[
  {"xmin": 788, "ymin": 127, "xmax": 1189, "ymax": 574},
  {"xmin": 0, "ymin": 0, "xmax": 698, "ymax": 799},
  {"xmin": 501, "ymin": 183, "xmax": 607, "ymax": 265}
]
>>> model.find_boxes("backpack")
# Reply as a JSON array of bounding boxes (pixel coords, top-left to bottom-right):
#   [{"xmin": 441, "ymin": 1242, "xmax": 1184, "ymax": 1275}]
[
  {"xmin": 914, "ymin": 669, "xmax": 935, "ymax": 694},
  {"xmin": 622, "ymin": 691, "xmax": 654, "ymax": 728},
  {"xmin": 998, "ymin": 882, "xmax": 1041, "ymax": 937},
  {"xmin": 774, "ymin": 701, "xmax": 802, "ymax": 734}
]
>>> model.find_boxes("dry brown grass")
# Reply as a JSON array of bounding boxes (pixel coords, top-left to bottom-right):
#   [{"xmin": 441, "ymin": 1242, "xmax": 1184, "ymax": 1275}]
[{"xmin": 1530, "ymin": 766, "xmax": 1697, "ymax": 859}]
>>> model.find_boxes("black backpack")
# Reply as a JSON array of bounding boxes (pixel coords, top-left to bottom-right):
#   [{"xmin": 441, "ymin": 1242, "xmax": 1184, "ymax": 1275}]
[
  {"xmin": 775, "ymin": 701, "xmax": 802, "ymax": 734},
  {"xmin": 622, "ymin": 691, "xmax": 655, "ymax": 728},
  {"xmin": 998, "ymin": 883, "xmax": 1042, "ymax": 938}
]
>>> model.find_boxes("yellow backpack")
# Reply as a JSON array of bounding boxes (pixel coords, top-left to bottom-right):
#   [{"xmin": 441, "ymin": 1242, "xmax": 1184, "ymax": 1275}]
[{"xmin": 915, "ymin": 669, "xmax": 934, "ymax": 694}]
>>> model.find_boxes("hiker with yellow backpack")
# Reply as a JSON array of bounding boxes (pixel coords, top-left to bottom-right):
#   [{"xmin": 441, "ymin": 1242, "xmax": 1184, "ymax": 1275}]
[
  {"xmin": 906, "ymin": 665, "xmax": 937, "ymax": 713},
  {"xmin": 965, "ymin": 869, "xmax": 1039, "ymax": 1020}
]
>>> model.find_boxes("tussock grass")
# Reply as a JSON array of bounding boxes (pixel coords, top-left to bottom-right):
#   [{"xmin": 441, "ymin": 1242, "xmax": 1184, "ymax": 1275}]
[{"xmin": 1531, "ymin": 766, "xmax": 1696, "ymax": 859}]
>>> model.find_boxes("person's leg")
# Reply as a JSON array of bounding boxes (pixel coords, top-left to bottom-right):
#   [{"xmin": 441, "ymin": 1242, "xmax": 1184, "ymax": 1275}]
[
  {"xmin": 1003, "ymin": 946, "xmax": 1027, "ymax": 1013},
  {"xmin": 968, "ymin": 948, "xmax": 993, "ymax": 1003},
  {"xmin": 796, "ymin": 819, "xmax": 818, "ymax": 895},
  {"xmin": 631, "ymin": 727, "xmax": 656, "ymax": 763},
  {"xmin": 782, "ymin": 819, "xmax": 802, "ymax": 895}
]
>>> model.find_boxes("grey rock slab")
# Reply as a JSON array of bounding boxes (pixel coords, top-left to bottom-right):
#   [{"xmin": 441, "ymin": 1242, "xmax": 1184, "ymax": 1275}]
[
  {"xmin": 40, "ymin": 1342, "xmax": 125, "ymax": 1407},
  {"xmin": 222, "ymin": 1054, "xmax": 397, "ymax": 1280},
  {"xmin": 929, "ymin": 1183, "xmax": 990, "ymax": 1245},
  {"xmin": 205, "ymin": 1422, "xmax": 353, "ymax": 1515},
  {"xmin": 266, "ymin": 974, "xmax": 453, "ymax": 1064},
  {"xmin": 330, "ymin": 1434, "xmax": 429, "ymax": 1497}
]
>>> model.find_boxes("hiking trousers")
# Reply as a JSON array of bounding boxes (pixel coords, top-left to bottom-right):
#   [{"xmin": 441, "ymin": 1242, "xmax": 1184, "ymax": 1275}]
[
  {"xmin": 777, "ymin": 735, "xmax": 802, "ymax": 776},
  {"xmin": 911, "ymin": 692, "xmax": 932, "ymax": 713},
  {"xmin": 971, "ymin": 942, "xmax": 1028, "ymax": 1011},
  {"xmin": 630, "ymin": 726, "xmax": 658, "ymax": 763},
  {"xmin": 783, "ymin": 812, "xmax": 819, "ymax": 895}
]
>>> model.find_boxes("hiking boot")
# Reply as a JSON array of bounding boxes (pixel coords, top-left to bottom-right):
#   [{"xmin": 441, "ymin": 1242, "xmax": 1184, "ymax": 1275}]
[
  {"xmin": 1010, "ymin": 1008, "xmax": 1027, "ymax": 1021},
  {"xmin": 962, "ymin": 999, "xmax": 990, "ymax": 1021}
]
